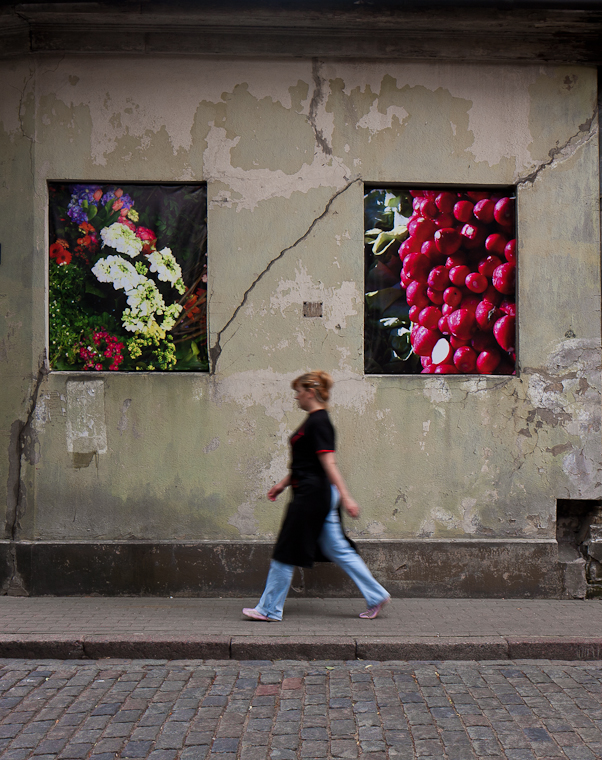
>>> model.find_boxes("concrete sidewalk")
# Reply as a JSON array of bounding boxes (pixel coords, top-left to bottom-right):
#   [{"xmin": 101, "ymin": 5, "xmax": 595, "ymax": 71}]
[{"xmin": 1, "ymin": 596, "xmax": 602, "ymax": 661}]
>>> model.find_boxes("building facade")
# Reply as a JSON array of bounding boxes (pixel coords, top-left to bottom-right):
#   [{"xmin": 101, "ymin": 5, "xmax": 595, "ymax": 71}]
[{"xmin": 1, "ymin": 2, "xmax": 601, "ymax": 597}]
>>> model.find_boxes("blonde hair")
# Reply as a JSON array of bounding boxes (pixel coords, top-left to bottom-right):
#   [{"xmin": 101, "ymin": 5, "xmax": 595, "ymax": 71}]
[{"xmin": 291, "ymin": 370, "xmax": 333, "ymax": 405}]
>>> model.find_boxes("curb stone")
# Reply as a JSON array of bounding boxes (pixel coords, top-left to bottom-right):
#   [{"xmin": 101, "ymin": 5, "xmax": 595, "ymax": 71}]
[
  {"xmin": 2, "ymin": 635, "xmax": 602, "ymax": 660},
  {"xmin": 355, "ymin": 636, "xmax": 509, "ymax": 661}
]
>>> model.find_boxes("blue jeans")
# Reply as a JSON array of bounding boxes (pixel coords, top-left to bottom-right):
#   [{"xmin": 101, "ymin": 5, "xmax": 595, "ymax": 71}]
[{"xmin": 255, "ymin": 486, "xmax": 389, "ymax": 621}]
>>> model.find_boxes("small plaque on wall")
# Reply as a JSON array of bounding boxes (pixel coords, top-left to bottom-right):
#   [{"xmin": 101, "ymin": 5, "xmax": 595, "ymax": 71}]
[{"xmin": 303, "ymin": 302, "xmax": 323, "ymax": 318}]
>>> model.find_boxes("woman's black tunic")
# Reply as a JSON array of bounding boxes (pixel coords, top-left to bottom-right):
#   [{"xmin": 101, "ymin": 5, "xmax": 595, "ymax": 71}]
[{"xmin": 272, "ymin": 409, "xmax": 335, "ymax": 568}]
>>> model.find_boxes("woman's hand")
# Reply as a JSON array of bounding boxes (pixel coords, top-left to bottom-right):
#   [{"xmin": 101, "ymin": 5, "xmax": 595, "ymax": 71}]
[
  {"xmin": 341, "ymin": 496, "xmax": 360, "ymax": 519},
  {"xmin": 267, "ymin": 476, "xmax": 290, "ymax": 502},
  {"xmin": 267, "ymin": 485, "xmax": 282, "ymax": 502}
]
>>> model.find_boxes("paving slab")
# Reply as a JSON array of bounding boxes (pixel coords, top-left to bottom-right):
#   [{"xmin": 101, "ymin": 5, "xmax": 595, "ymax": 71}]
[{"xmin": 1, "ymin": 597, "xmax": 602, "ymax": 660}]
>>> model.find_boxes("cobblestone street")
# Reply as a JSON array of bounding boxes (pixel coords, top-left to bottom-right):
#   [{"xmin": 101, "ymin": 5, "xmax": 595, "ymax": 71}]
[{"xmin": 1, "ymin": 658, "xmax": 602, "ymax": 760}]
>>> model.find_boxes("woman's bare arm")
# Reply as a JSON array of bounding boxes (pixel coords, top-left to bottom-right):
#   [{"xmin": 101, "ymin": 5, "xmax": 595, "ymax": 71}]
[
  {"xmin": 318, "ymin": 451, "xmax": 360, "ymax": 518},
  {"xmin": 267, "ymin": 473, "xmax": 292, "ymax": 501}
]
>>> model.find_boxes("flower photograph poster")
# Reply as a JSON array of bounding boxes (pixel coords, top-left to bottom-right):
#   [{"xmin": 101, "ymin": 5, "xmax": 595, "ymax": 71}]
[{"xmin": 48, "ymin": 183, "xmax": 208, "ymax": 372}]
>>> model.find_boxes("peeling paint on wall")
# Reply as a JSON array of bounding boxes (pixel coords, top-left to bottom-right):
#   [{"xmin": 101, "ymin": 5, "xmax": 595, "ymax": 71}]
[
  {"xmin": 66, "ymin": 380, "xmax": 107, "ymax": 455},
  {"xmin": 270, "ymin": 266, "xmax": 360, "ymax": 330}
]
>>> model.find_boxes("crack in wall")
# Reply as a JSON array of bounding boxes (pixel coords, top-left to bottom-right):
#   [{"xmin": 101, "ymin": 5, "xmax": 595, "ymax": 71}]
[
  {"xmin": 8, "ymin": 60, "xmax": 36, "ymax": 184},
  {"xmin": 209, "ymin": 178, "xmax": 360, "ymax": 373},
  {"xmin": 308, "ymin": 58, "xmax": 332, "ymax": 156},
  {"xmin": 518, "ymin": 112, "xmax": 598, "ymax": 186},
  {"xmin": 2, "ymin": 354, "xmax": 48, "ymax": 595}
]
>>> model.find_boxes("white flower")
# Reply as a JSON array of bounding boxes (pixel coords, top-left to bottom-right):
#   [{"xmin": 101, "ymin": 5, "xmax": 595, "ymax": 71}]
[
  {"xmin": 147, "ymin": 247, "xmax": 183, "ymax": 287},
  {"xmin": 100, "ymin": 223, "xmax": 143, "ymax": 258},
  {"xmin": 92, "ymin": 255, "xmax": 146, "ymax": 291},
  {"xmin": 122, "ymin": 309, "xmax": 147, "ymax": 333},
  {"xmin": 160, "ymin": 303, "xmax": 183, "ymax": 331},
  {"xmin": 125, "ymin": 279, "xmax": 165, "ymax": 317}
]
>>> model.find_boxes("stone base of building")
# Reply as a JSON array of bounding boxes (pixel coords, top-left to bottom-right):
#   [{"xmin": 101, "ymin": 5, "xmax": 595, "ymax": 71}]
[{"xmin": 0, "ymin": 539, "xmax": 561, "ymax": 597}]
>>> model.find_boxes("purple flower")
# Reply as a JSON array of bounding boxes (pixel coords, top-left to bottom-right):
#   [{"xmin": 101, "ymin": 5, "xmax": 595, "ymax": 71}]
[
  {"xmin": 101, "ymin": 188, "xmax": 134, "ymax": 211},
  {"xmin": 67, "ymin": 185, "xmax": 102, "ymax": 225}
]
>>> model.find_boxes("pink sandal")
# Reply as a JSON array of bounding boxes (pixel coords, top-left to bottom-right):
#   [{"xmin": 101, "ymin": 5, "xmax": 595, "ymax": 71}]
[
  {"xmin": 359, "ymin": 597, "xmax": 390, "ymax": 619},
  {"xmin": 242, "ymin": 607, "xmax": 277, "ymax": 622}
]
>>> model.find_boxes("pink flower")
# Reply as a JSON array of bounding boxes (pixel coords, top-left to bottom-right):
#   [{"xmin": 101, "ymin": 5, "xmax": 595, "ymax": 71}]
[
  {"xmin": 114, "ymin": 188, "xmax": 123, "ymax": 198},
  {"xmin": 120, "ymin": 208, "xmax": 128, "ymax": 217},
  {"xmin": 113, "ymin": 199, "xmax": 124, "ymax": 211},
  {"xmin": 135, "ymin": 227, "xmax": 156, "ymax": 241},
  {"xmin": 120, "ymin": 218, "xmax": 136, "ymax": 231},
  {"xmin": 93, "ymin": 189, "xmax": 103, "ymax": 201}
]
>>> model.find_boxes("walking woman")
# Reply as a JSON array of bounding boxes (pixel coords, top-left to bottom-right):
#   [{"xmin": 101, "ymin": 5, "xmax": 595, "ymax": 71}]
[{"xmin": 242, "ymin": 370, "xmax": 390, "ymax": 622}]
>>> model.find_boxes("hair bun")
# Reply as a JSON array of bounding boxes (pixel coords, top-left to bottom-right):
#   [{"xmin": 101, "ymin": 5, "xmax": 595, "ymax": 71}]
[{"xmin": 291, "ymin": 370, "xmax": 334, "ymax": 404}]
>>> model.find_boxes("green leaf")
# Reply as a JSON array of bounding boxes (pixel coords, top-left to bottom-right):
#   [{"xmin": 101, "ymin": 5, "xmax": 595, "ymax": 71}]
[
  {"xmin": 190, "ymin": 340, "xmax": 199, "ymax": 356},
  {"xmin": 84, "ymin": 282, "xmax": 106, "ymax": 297},
  {"xmin": 379, "ymin": 317, "xmax": 407, "ymax": 330},
  {"xmin": 391, "ymin": 330, "xmax": 412, "ymax": 360},
  {"xmin": 386, "ymin": 195, "xmax": 401, "ymax": 208},
  {"xmin": 87, "ymin": 204, "xmax": 97, "ymax": 220},
  {"xmin": 365, "ymin": 285, "xmax": 402, "ymax": 313}
]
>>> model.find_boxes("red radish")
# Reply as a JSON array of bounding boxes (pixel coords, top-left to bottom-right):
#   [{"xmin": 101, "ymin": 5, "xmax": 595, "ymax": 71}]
[
  {"xmin": 419, "ymin": 306, "xmax": 442, "ymax": 330},
  {"xmin": 454, "ymin": 200, "xmax": 474, "ymax": 223},
  {"xmin": 434, "ymin": 364, "xmax": 459, "ymax": 374},
  {"xmin": 412, "ymin": 326, "xmax": 441, "ymax": 357},
  {"xmin": 459, "ymin": 294, "xmax": 480, "ymax": 314},
  {"xmin": 400, "ymin": 271, "xmax": 413, "ymax": 288},
  {"xmin": 449, "ymin": 265, "xmax": 470, "ymax": 287},
  {"xmin": 441, "ymin": 303, "xmax": 456, "ymax": 316},
  {"xmin": 461, "ymin": 223, "xmax": 487, "ymax": 248},
  {"xmin": 409, "ymin": 217, "xmax": 437, "ymax": 243},
  {"xmin": 465, "ymin": 272, "xmax": 488, "ymax": 293},
  {"xmin": 421, "ymin": 199, "xmax": 438, "ymax": 218},
  {"xmin": 431, "ymin": 338, "xmax": 453, "ymax": 365},
  {"xmin": 421, "ymin": 356, "xmax": 432, "ymax": 367},
  {"xmin": 410, "ymin": 190, "xmax": 425, "ymax": 197},
  {"xmin": 475, "ymin": 301, "xmax": 501, "ymax": 331},
  {"xmin": 492, "ymin": 263, "xmax": 516, "ymax": 295},
  {"xmin": 438, "ymin": 315, "xmax": 450, "ymax": 334},
  {"xmin": 454, "ymin": 346, "xmax": 477, "ymax": 373},
  {"xmin": 481, "ymin": 283, "xmax": 503, "ymax": 306},
  {"xmin": 445, "ymin": 253, "xmax": 467, "ymax": 269},
  {"xmin": 505, "ymin": 239, "xmax": 516, "ymax": 263},
  {"xmin": 450, "ymin": 335, "xmax": 470, "ymax": 349},
  {"xmin": 493, "ymin": 315, "xmax": 515, "ymax": 352},
  {"xmin": 421, "ymin": 240, "xmax": 439, "ymax": 259},
  {"xmin": 466, "ymin": 191, "xmax": 491, "ymax": 202},
  {"xmin": 403, "ymin": 253, "xmax": 430, "ymax": 283},
  {"xmin": 413, "ymin": 197, "xmax": 424, "ymax": 213},
  {"xmin": 427, "ymin": 266, "xmax": 450, "ymax": 290},
  {"xmin": 400, "ymin": 238, "xmax": 422, "ymax": 258},
  {"xmin": 485, "ymin": 233, "xmax": 508, "ymax": 256},
  {"xmin": 434, "ymin": 227, "xmax": 461, "ymax": 256},
  {"xmin": 472, "ymin": 333, "xmax": 497, "ymax": 352},
  {"xmin": 478, "ymin": 255, "xmax": 502, "ymax": 279},
  {"xmin": 499, "ymin": 299, "xmax": 516, "ymax": 317},
  {"xmin": 448, "ymin": 309, "xmax": 476, "ymax": 340},
  {"xmin": 421, "ymin": 365, "xmax": 437, "ymax": 373},
  {"xmin": 477, "ymin": 350, "xmax": 501, "ymax": 374},
  {"xmin": 494, "ymin": 197, "xmax": 515, "ymax": 226},
  {"xmin": 435, "ymin": 192, "xmax": 456, "ymax": 213},
  {"xmin": 406, "ymin": 281, "xmax": 429, "ymax": 309},
  {"xmin": 434, "ymin": 212, "xmax": 456, "ymax": 229},
  {"xmin": 409, "ymin": 305, "xmax": 421, "ymax": 322},
  {"xmin": 443, "ymin": 287, "xmax": 462, "ymax": 307},
  {"xmin": 473, "ymin": 198, "xmax": 495, "ymax": 224},
  {"xmin": 427, "ymin": 287, "xmax": 444, "ymax": 305}
]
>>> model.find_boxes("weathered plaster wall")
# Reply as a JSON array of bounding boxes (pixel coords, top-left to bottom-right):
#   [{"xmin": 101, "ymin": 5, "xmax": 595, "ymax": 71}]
[{"xmin": 0, "ymin": 56, "xmax": 600, "ymax": 593}]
